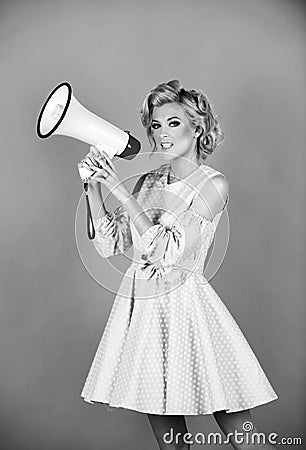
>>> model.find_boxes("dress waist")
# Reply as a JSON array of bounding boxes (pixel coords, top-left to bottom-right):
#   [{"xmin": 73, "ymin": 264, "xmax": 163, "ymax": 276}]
[
  {"xmin": 125, "ymin": 263, "xmax": 208, "ymax": 299},
  {"xmin": 129, "ymin": 262, "xmax": 207, "ymax": 282}
]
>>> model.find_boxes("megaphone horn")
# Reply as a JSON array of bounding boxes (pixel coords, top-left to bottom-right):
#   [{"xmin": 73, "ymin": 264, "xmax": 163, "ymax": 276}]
[
  {"xmin": 36, "ymin": 81, "xmax": 141, "ymax": 160},
  {"xmin": 36, "ymin": 82, "xmax": 142, "ymax": 240}
]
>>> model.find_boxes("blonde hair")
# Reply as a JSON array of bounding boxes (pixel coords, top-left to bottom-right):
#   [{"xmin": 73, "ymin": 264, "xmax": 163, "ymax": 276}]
[{"xmin": 140, "ymin": 79, "xmax": 224, "ymax": 163}]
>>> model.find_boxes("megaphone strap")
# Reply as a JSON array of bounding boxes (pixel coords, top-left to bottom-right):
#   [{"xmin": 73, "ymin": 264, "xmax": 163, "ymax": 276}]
[{"xmin": 84, "ymin": 182, "xmax": 95, "ymax": 240}]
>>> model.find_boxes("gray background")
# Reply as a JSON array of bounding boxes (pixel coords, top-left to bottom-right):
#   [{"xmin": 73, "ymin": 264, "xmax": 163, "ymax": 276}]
[{"xmin": 1, "ymin": 0, "xmax": 305, "ymax": 449}]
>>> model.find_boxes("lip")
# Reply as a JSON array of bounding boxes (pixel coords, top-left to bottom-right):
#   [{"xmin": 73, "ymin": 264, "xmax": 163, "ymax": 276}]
[{"xmin": 160, "ymin": 142, "xmax": 173, "ymax": 149}]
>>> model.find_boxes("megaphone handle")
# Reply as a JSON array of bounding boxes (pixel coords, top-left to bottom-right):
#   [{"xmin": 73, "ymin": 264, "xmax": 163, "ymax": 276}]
[{"xmin": 84, "ymin": 182, "xmax": 95, "ymax": 240}]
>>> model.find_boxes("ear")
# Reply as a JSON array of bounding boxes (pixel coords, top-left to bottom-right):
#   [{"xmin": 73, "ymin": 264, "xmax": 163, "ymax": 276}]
[{"xmin": 194, "ymin": 126, "xmax": 203, "ymax": 138}]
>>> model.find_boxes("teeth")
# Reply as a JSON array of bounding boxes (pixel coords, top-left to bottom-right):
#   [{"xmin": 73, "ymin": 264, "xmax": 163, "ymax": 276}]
[{"xmin": 161, "ymin": 143, "xmax": 173, "ymax": 149}]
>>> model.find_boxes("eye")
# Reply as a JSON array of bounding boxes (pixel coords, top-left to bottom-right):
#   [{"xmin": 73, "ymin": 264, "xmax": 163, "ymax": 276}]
[
  {"xmin": 169, "ymin": 120, "xmax": 180, "ymax": 127},
  {"xmin": 151, "ymin": 123, "xmax": 160, "ymax": 130}
]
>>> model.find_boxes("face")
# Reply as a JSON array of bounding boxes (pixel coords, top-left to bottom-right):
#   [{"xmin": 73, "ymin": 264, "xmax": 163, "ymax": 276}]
[{"xmin": 150, "ymin": 103, "xmax": 198, "ymax": 162}]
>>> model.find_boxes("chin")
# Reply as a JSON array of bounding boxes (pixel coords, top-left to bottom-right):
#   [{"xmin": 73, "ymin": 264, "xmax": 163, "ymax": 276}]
[
  {"xmin": 157, "ymin": 150, "xmax": 179, "ymax": 161},
  {"xmin": 160, "ymin": 153, "xmax": 175, "ymax": 161}
]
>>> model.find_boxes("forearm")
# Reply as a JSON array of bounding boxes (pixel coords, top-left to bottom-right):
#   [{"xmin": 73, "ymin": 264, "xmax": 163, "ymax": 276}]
[
  {"xmin": 118, "ymin": 191, "xmax": 153, "ymax": 237},
  {"xmin": 88, "ymin": 183, "xmax": 107, "ymax": 220}
]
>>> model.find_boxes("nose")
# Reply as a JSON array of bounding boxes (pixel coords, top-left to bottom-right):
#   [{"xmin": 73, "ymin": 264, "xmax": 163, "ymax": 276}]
[{"xmin": 160, "ymin": 132, "xmax": 170, "ymax": 140}]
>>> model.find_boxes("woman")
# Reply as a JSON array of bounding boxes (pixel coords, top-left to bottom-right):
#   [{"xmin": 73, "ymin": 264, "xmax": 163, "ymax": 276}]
[{"xmin": 80, "ymin": 80, "xmax": 278, "ymax": 450}]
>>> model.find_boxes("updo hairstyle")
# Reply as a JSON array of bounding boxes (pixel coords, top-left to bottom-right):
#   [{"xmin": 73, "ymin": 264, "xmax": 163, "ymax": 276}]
[{"xmin": 140, "ymin": 79, "xmax": 224, "ymax": 163}]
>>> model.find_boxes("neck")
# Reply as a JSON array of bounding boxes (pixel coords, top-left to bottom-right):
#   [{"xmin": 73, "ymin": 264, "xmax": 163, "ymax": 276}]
[{"xmin": 169, "ymin": 154, "xmax": 199, "ymax": 180}]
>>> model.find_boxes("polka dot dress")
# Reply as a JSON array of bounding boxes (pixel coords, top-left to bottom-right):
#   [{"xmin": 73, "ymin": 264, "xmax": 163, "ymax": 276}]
[{"xmin": 80, "ymin": 164, "xmax": 278, "ymax": 415}]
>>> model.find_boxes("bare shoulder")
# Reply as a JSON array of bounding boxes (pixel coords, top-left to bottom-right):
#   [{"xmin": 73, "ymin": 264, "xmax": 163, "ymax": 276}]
[
  {"xmin": 211, "ymin": 172, "xmax": 229, "ymax": 196},
  {"xmin": 193, "ymin": 170, "xmax": 229, "ymax": 221}
]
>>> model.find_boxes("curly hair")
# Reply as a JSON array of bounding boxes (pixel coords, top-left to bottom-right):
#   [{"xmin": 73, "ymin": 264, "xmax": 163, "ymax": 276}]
[{"xmin": 140, "ymin": 79, "xmax": 224, "ymax": 164}]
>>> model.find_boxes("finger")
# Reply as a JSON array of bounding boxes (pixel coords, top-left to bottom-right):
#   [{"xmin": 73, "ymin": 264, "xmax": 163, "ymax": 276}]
[
  {"xmin": 104, "ymin": 226, "xmax": 115, "ymax": 237},
  {"xmin": 89, "ymin": 148, "xmax": 108, "ymax": 168},
  {"xmin": 104, "ymin": 229, "xmax": 114, "ymax": 237},
  {"xmin": 90, "ymin": 145, "xmax": 106, "ymax": 160},
  {"xmin": 98, "ymin": 160, "xmax": 113, "ymax": 176},
  {"xmin": 93, "ymin": 154, "xmax": 108, "ymax": 170},
  {"xmin": 82, "ymin": 159, "xmax": 93, "ymax": 169},
  {"xmin": 91, "ymin": 146, "xmax": 117, "ymax": 173},
  {"xmin": 84, "ymin": 153, "xmax": 103, "ymax": 171},
  {"xmin": 90, "ymin": 145, "xmax": 100, "ymax": 155},
  {"xmin": 82, "ymin": 152, "xmax": 93, "ymax": 163},
  {"xmin": 87, "ymin": 154, "xmax": 101, "ymax": 169},
  {"xmin": 95, "ymin": 159, "xmax": 114, "ymax": 176},
  {"xmin": 92, "ymin": 168, "xmax": 110, "ymax": 180},
  {"xmin": 104, "ymin": 221, "xmax": 115, "ymax": 233},
  {"xmin": 99, "ymin": 219, "xmax": 115, "ymax": 235},
  {"xmin": 89, "ymin": 147, "xmax": 102, "ymax": 161},
  {"xmin": 84, "ymin": 165, "xmax": 98, "ymax": 180},
  {"xmin": 83, "ymin": 152, "xmax": 95, "ymax": 165},
  {"xmin": 100, "ymin": 150, "xmax": 118, "ymax": 173}
]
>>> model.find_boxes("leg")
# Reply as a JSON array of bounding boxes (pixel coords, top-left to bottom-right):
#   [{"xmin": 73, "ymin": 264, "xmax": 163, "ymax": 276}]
[
  {"xmin": 213, "ymin": 409, "xmax": 277, "ymax": 450},
  {"xmin": 147, "ymin": 413, "xmax": 190, "ymax": 450}
]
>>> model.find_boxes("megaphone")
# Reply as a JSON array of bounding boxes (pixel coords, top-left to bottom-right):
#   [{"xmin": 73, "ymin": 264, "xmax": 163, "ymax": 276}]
[{"xmin": 36, "ymin": 81, "xmax": 141, "ymax": 240}]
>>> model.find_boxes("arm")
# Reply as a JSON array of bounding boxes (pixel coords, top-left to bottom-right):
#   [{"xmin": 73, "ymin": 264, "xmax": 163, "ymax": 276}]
[
  {"xmin": 91, "ymin": 171, "xmax": 147, "ymax": 258},
  {"xmin": 133, "ymin": 173, "xmax": 230, "ymax": 273},
  {"xmin": 192, "ymin": 174, "xmax": 229, "ymax": 221},
  {"xmin": 89, "ymin": 161, "xmax": 182, "ymax": 268},
  {"xmin": 87, "ymin": 182, "xmax": 107, "ymax": 220},
  {"xmin": 83, "ymin": 146, "xmax": 155, "ymax": 241},
  {"xmin": 79, "ymin": 146, "xmax": 148, "ymax": 258},
  {"xmin": 87, "ymin": 149, "xmax": 228, "ymax": 272},
  {"xmin": 198, "ymin": 174, "xmax": 229, "ymax": 272}
]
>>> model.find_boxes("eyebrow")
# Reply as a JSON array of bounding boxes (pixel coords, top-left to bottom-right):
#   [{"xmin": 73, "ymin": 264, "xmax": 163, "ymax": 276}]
[{"xmin": 151, "ymin": 116, "xmax": 181, "ymax": 123}]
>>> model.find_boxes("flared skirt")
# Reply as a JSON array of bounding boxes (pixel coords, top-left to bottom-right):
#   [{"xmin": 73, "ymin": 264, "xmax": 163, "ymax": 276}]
[{"xmin": 80, "ymin": 273, "xmax": 278, "ymax": 415}]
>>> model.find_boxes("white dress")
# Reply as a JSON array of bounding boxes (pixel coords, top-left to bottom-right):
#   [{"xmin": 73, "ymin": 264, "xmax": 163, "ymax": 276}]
[{"xmin": 80, "ymin": 163, "xmax": 278, "ymax": 415}]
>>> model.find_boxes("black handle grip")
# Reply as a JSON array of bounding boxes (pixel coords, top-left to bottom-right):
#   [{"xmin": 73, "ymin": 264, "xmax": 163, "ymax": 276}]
[{"xmin": 84, "ymin": 182, "xmax": 95, "ymax": 240}]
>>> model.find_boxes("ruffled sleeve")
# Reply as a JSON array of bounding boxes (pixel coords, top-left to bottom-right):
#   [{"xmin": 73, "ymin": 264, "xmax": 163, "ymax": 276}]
[
  {"xmin": 139, "ymin": 221, "xmax": 185, "ymax": 267},
  {"xmin": 92, "ymin": 204, "xmax": 132, "ymax": 258},
  {"xmin": 137, "ymin": 208, "xmax": 207, "ymax": 275}
]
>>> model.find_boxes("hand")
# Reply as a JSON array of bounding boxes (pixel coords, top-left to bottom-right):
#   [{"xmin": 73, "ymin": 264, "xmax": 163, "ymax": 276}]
[{"xmin": 81, "ymin": 146, "xmax": 129, "ymax": 200}]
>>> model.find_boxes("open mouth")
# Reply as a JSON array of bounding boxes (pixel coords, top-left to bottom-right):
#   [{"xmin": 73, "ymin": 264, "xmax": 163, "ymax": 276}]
[{"xmin": 160, "ymin": 142, "xmax": 173, "ymax": 150}]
